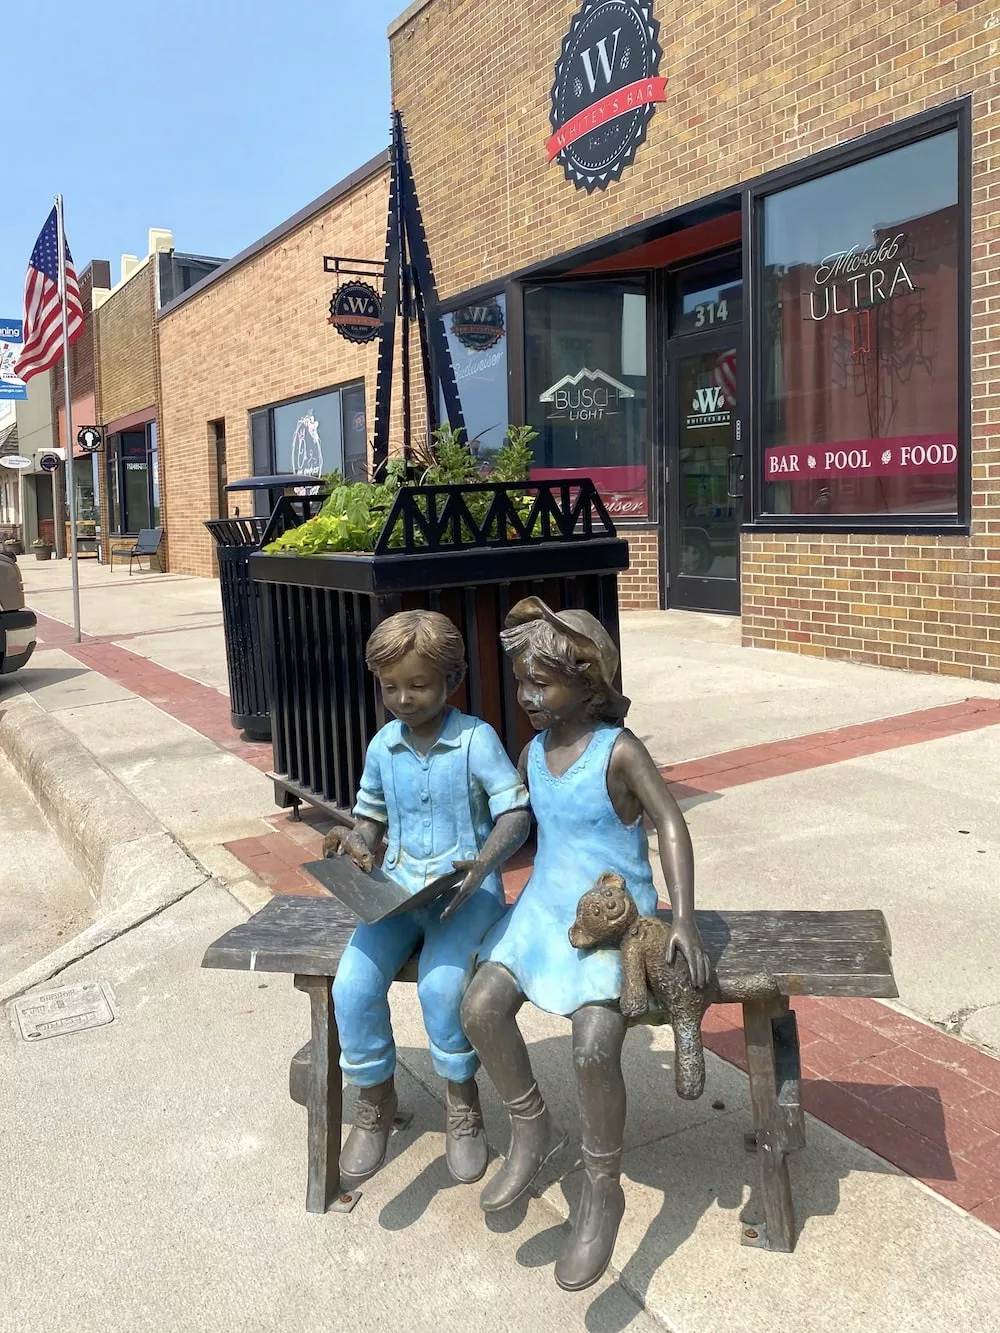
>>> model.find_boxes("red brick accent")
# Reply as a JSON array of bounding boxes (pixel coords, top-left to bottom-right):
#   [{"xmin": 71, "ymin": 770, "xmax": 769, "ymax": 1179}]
[
  {"xmin": 660, "ymin": 697, "xmax": 1000, "ymax": 796},
  {"xmin": 32, "ymin": 612, "xmax": 272, "ymax": 771}
]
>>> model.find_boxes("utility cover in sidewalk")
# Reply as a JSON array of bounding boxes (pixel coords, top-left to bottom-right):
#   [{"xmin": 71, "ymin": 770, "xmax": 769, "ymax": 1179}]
[{"xmin": 11, "ymin": 981, "xmax": 116, "ymax": 1042}]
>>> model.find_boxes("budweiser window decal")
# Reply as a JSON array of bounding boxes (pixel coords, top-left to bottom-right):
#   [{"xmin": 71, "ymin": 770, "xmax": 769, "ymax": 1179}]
[
  {"xmin": 440, "ymin": 294, "xmax": 509, "ymax": 458},
  {"xmin": 547, "ymin": 0, "xmax": 667, "ymax": 193},
  {"xmin": 759, "ymin": 129, "xmax": 961, "ymax": 519}
]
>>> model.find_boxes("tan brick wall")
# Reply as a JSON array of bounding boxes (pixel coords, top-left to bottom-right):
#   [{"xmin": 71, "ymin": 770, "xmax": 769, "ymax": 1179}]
[
  {"xmin": 741, "ymin": 534, "xmax": 1000, "ymax": 682},
  {"xmin": 157, "ymin": 171, "xmax": 390, "ymax": 577},
  {"xmin": 390, "ymin": 0, "xmax": 1000, "ymax": 682},
  {"xmin": 620, "ymin": 529, "xmax": 659, "ymax": 609},
  {"xmin": 97, "ymin": 264, "xmax": 157, "ymax": 424},
  {"xmin": 94, "ymin": 262, "xmax": 163, "ymax": 564}
]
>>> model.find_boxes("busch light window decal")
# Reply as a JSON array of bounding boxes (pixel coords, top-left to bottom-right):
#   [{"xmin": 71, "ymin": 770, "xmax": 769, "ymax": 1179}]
[{"xmin": 546, "ymin": 0, "xmax": 667, "ymax": 193}]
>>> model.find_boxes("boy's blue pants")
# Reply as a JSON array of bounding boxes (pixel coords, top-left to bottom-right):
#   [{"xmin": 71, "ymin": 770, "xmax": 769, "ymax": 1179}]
[{"xmin": 333, "ymin": 889, "xmax": 506, "ymax": 1087}]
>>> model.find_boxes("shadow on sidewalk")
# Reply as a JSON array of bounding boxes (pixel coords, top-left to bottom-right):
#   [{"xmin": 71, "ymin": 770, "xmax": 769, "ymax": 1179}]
[
  {"xmin": 360, "ymin": 1024, "xmax": 955, "ymax": 1331},
  {"xmin": 3, "ymin": 665, "xmax": 89, "ymax": 691}
]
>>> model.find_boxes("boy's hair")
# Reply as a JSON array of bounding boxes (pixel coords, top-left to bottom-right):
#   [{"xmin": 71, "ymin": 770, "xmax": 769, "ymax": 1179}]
[
  {"xmin": 500, "ymin": 619, "xmax": 621, "ymax": 724},
  {"xmin": 366, "ymin": 610, "xmax": 467, "ymax": 691}
]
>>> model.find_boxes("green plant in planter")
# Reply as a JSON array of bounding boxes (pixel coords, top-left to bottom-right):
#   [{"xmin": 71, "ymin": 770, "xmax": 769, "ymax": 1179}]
[{"xmin": 264, "ymin": 425, "xmax": 538, "ymax": 556}]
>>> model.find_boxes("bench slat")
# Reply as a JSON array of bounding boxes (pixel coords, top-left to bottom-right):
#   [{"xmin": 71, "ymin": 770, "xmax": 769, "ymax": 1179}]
[{"xmin": 202, "ymin": 895, "xmax": 897, "ymax": 999}]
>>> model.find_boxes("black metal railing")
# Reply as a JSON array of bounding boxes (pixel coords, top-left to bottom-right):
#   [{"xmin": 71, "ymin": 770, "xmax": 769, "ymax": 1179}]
[
  {"xmin": 374, "ymin": 478, "xmax": 616, "ymax": 555},
  {"xmin": 259, "ymin": 492, "xmax": 329, "ymax": 549}
]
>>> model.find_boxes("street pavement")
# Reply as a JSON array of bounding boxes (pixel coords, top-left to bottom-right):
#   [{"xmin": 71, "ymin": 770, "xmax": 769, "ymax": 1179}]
[
  {"xmin": 0, "ymin": 749, "xmax": 93, "ymax": 986},
  {"xmin": 2, "ymin": 557, "xmax": 1000, "ymax": 1331}
]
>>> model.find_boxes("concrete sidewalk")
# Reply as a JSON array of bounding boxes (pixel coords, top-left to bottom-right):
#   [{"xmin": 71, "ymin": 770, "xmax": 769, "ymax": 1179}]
[
  {"xmin": 3, "ymin": 884, "xmax": 999, "ymax": 1333},
  {"xmin": 4, "ymin": 558, "xmax": 1000, "ymax": 1330}
]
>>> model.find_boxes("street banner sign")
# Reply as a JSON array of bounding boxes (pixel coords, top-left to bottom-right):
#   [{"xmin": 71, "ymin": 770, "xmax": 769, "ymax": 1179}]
[{"xmin": 0, "ymin": 319, "xmax": 28, "ymax": 400}]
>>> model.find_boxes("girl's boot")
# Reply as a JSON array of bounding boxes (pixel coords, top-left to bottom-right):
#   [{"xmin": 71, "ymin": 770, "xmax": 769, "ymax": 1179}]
[
  {"xmin": 479, "ymin": 1082, "xmax": 566, "ymax": 1212},
  {"xmin": 554, "ymin": 1146, "xmax": 625, "ymax": 1291}
]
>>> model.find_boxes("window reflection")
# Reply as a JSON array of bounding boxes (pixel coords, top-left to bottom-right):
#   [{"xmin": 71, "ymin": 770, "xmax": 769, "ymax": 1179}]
[
  {"xmin": 439, "ymin": 294, "xmax": 508, "ymax": 460},
  {"xmin": 524, "ymin": 280, "xmax": 649, "ymax": 519},
  {"xmin": 761, "ymin": 130, "xmax": 960, "ymax": 517}
]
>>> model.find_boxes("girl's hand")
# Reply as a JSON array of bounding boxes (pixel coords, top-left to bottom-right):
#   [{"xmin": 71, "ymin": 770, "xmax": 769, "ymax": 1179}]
[
  {"xmin": 667, "ymin": 920, "xmax": 711, "ymax": 989},
  {"xmin": 323, "ymin": 826, "xmax": 375, "ymax": 873},
  {"xmin": 440, "ymin": 859, "xmax": 487, "ymax": 919}
]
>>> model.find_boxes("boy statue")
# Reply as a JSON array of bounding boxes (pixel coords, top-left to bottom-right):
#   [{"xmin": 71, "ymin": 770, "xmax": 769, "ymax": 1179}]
[{"xmin": 323, "ymin": 610, "xmax": 531, "ymax": 1190}]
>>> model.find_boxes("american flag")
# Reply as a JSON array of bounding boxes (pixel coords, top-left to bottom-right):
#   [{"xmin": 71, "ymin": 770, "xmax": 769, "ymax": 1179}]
[{"xmin": 14, "ymin": 206, "xmax": 85, "ymax": 384}]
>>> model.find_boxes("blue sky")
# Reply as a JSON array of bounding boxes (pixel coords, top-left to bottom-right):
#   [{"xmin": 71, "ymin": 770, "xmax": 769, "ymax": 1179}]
[{"xmin": 2, "ymin": 0, "xmax": 405, "ymax": 316}]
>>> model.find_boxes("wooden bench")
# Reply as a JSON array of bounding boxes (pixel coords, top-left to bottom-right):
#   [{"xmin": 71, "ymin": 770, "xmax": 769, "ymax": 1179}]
[{"xmin": 202, "ymin": 894, "xmax": 896, "ymax": 1252}]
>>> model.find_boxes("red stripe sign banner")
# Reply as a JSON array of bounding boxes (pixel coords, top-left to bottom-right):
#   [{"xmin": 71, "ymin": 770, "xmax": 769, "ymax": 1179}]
[
  {"xmin": 545, "ymin": 77, "xmax": 668, "ymax": 161},
  {"xmin": 764, "ymin": 435, "xmax": 959, "ymax": 481}
]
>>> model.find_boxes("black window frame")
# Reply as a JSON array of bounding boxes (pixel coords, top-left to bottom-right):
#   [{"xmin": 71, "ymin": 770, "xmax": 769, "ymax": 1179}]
[
  {"xmin": 514, "ymin": 271, "xmax": 656, "ymax": 528},
  {"xmin": 247, "ymin": 378, "xmax": 368, "ymax": 511},
  {"xmin": 742, "ymin": 97, "xmax": 973, "ymax": 536},
  {"xmin": 105, "ymin": 421, "xmax": 159, "ymax": 537}
]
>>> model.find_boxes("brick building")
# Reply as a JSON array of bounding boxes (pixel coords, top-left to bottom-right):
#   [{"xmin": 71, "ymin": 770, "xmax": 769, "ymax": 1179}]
[
  {"xmin": 92, "ymin": 233, "xmax": 225, "ymax": 567},
  {"xmin": 386, "ymin": 0, "xmax": 1000, "ymax": 680},
  {"xmin": 51, "ymin": 261, "xmax": 110, "ymax": 557},
  {"xmin": 157, "ymin": 154, "xmax": 390, "ymax": 578}
]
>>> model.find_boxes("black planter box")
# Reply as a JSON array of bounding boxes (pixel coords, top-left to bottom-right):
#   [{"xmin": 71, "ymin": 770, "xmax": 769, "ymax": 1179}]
[{"xmin": 250, "ymin": 479, "xmax": 629, "ymax": 818}]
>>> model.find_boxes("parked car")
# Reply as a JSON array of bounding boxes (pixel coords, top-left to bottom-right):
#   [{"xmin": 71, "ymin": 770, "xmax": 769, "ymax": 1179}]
[{"xmin": 0, "ymin": 552, "xmax": 37, "ymax": 674}]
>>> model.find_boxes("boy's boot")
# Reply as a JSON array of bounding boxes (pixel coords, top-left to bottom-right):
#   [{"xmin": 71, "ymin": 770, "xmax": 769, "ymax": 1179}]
[
  {"xmin": 554, "ymin": 1146, "xmax": 625, "ymax": 1291},
  {"xmin": 340, "ymin": 1077, "xmax": 398, "ymax": 1187},
  {"xmin": 480, "ymin": 1081, "xmax": 567, "ymax": 1212},
  {"xmin": 444, "ymin": 1078, "xmax": 489, "ymax": 1183}
]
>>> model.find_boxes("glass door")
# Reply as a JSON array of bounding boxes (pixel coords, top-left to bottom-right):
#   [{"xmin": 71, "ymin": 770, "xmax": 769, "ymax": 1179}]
[{"xmin": 666, "ymin": 334, "xmax": 742, "ymax": 613}]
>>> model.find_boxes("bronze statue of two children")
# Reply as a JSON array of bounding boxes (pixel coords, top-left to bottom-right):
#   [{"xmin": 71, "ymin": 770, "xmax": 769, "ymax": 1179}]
[{"xmin": 324, "ymin": 600, "xmax": 710, "ymax": 1293}]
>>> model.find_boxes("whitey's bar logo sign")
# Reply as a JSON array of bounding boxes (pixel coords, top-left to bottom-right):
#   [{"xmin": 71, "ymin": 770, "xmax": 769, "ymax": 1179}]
[
  {"xmin": 765, "ymin": 435, "xmax": 959, "ymax": 481},
  {"xmin": 546, "ymin": 0, "xmax": 667, "ymax": 193}
]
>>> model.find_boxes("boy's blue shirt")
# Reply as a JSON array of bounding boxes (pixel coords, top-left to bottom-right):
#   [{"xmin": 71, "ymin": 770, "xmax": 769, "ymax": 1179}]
[{"xmin": 353, "ymin": 707, "xmax": 530, "ymax": 902}]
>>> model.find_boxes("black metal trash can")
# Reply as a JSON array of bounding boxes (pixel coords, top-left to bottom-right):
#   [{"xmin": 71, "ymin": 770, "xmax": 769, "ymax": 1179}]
[{"xmin": 206, "ymin": 475, "xmax": 326, "ymax": 742}]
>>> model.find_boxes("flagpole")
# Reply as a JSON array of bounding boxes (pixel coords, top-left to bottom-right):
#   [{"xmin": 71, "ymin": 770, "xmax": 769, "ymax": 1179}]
[{"xmin": 56, "ymin": 194, "xmax": 81, "ymax": 644}]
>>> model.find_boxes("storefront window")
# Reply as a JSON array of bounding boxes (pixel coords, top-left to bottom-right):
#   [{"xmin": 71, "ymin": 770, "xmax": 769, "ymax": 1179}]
[
  {"xmin": 106, "ymin": 424, "xmax": 158, "ymax": 535},
  {"xmin": 524, "ymin": 280, "xmax": 649, "ymax": 519},
  {"xmin": 438, "ymin": 294, "xmax": 508, "ymax": 460},
  {"xmin": 759, "ymin": 129, "xmax": 961, "ymax": 519},
  {"xmin": 248, "ymin": 381, "xmax": 367, "ymax": 514},
  {"xmin": 149, "ymin": 421, "xmax": 160, "ymax": 526},
  {"xmin": 250, "ymin": 382, "xmax": 365, "ymax": 477}
]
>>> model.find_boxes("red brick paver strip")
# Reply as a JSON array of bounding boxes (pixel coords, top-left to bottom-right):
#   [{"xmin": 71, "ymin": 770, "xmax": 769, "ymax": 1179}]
[
  {"xmin": 659, "ymin": 697, "xmax": 1000, "ymax": 795},
  {"xmin": 32, "ymin": 612, "xmax": 272, "ymax": 772}
]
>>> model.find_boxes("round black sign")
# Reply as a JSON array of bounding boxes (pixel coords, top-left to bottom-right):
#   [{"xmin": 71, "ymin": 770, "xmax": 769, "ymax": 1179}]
[
  {"xmin": 39, "ymin": 452, "xmax": 61, "ymax": 474},
  {"xmin": 328, "ymin": 280, "xmax": 382, "ymax": 344},
  {"xmin": 547, "ymin": 0, "xmax": 666, "ymax": 194},
  {"xmin": 450, "ymin": 300, "xmax": 505, "ymax": 352},
  {"xmin": 77, "ymin": 426, "xmax": 102, "ymax": 452}
]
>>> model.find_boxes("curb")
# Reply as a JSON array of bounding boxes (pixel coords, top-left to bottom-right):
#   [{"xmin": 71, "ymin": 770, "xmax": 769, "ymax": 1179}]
[{"xmin": 0, "ymin": 694, "xmax": 213, "ymax": 1002}]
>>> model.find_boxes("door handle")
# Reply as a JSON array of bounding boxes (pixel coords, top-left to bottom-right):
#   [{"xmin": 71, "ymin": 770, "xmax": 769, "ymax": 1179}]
[{"xmin": 727, "ymin": 453, "xmax": 744, "ymax": 500}]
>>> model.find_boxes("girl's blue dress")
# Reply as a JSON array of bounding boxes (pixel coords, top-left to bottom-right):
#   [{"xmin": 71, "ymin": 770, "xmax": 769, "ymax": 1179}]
[{"xmin": 479, "ymin": 722, "xmax": 658, "ymax": 1016}]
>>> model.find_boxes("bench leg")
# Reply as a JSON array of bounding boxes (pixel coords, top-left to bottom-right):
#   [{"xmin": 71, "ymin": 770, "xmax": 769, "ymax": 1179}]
[
  {"xmin": 293, "ymin": 974, "xmax": 353, "ymax": 1214},
  {"xmin": 741, "ymin": 998, "xmax": 804, "ymax": 1253}
]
